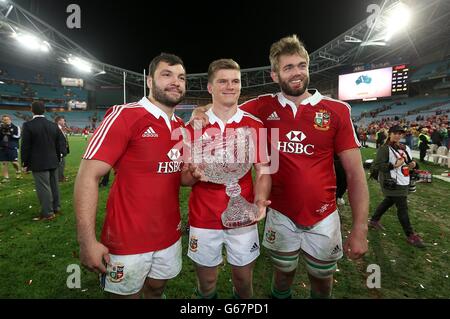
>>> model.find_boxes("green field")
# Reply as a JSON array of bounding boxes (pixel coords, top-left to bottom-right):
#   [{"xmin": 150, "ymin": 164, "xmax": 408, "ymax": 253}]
[{"xmin": 0, "ymin": 136, "xmax": 449, "ymax": 299}]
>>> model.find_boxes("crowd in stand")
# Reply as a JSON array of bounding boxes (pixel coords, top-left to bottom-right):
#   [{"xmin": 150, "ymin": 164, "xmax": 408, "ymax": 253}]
[{"xmin": 358, "ymin": 113, "xmax": 450, "ymax": 150}]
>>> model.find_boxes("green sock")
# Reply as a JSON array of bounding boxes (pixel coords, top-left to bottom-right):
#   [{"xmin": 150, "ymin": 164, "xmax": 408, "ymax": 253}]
[
  {"xmin": 271, "ymin": 279, "xmax": 292, "ymax": 299},
  {"xmin": 195, "ymin": 287, "xmax": 218, "ymax": 299}
]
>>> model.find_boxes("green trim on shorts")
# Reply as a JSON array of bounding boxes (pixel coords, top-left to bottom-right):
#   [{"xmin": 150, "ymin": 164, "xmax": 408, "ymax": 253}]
[
  {"xmin": 304, "ymin": 259, "xmax": 337, "ymax": 270},
  {"xmin": 270, "ymin": 253, "xmax": 299, "ymax": 261}
]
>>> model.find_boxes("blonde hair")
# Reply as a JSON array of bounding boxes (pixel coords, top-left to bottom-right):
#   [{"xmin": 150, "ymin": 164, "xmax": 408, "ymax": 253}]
[
  {"xmin": 270, "ymin": 35, "xmax": 310, "ymax": 72},
  {"xmin": 208, "ymin": 59, "xmax": 240, "ymax": 83}
]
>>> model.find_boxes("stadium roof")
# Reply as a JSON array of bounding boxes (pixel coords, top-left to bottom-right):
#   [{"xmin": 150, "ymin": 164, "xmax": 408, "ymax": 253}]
[{"xmin": 1, "ymin": 0, "xmax": 449, "ymax": 98}]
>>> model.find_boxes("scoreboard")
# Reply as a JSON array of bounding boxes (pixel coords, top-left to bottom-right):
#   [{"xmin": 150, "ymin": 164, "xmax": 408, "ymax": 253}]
[{"xmin": 391, "ymin": 64, "xmax": 409, "ymax": 95}]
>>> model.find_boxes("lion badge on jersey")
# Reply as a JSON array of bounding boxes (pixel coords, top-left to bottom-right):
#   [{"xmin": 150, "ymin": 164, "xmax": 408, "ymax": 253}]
[
  {"xmin": 107, "ymin": 263, "xmax": 125, "ymax": 283},
  {"xmin": 314, "ymin": 110, "xmax": 331, "ymax": 131},
  {"xmin": 189, "ymin": 236, "xmax": 198, "ymax": 253},
  {"xmin": 265, "ymin": 228, "xmax": 276, "ymax": 244}
]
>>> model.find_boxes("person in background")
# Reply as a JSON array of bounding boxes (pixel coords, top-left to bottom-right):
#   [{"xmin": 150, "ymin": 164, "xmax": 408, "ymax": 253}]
[
  {"xmin": 418, "ymin": 127, "xmax": 431, "ymax": 162},
  {"xmin": 55, "ymin": 116, "xmax": 70, "ymax": 182},
  {"xmin": 369, "ymin": 125, "xmax": 424, "ymax": 248},
  {"xmin": 0, "ymin": 115, "xmax": 22, "ymax": 182}
]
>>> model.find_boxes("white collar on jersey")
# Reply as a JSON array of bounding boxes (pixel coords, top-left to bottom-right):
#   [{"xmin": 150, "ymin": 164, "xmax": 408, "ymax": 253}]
[
  {"xmin": 277, "ymin": 89, "xmax": 323, "ymax": 117},
  {"xmin": 206, "ymin": 108, "xmax": 244, "ymax": 133},
  {"xmin": 139, "ymin": 97, "xmax": 177, "ymax": 131}
]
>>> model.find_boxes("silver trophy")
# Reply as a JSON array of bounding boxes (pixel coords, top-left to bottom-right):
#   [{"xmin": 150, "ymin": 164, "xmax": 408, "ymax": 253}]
[{"xmin": 192, "ymin": 127, "xmax": 258, "ymax": 228}]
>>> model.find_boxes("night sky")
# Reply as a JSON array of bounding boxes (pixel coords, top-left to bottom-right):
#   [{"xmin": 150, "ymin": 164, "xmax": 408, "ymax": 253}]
[{"xmin": 13, "ymin": 0, "xmax": 371, "ymax": 73}]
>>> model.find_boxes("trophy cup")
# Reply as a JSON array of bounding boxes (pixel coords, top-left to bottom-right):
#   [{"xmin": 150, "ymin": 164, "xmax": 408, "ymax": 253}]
[{"xmin": 192, "ymin": 127, "xmax": 258, "ymax": 228}]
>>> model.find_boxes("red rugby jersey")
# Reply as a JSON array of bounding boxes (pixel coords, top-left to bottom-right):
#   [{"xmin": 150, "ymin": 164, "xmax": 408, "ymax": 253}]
[
  {"xmin": 240, "ymin": 90, "xmax": 360, "ymax": 227},
  {"xmin": 187, "ymin": 108, "xmax": 267, "ymax": 230},
  {"xmin": 83, "ymin": 97, "xmax": 184, "ymax": 255}
]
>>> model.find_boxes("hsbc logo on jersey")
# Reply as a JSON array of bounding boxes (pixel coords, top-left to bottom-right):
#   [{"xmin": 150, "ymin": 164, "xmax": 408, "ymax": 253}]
[
  {"xmin": 167, "ymin": 149, "xmax": 181, "ymax": 161},
  {"xmin": 157, "ymin": 148, "xmax": 183, "ymax": 174},
  {"xmin": 286, "ymin": 131, "xmax": 306, "ymax": 143},
  {"xmin": 278, "ymin": 131, "xmax": 315, "ymax": 156}
]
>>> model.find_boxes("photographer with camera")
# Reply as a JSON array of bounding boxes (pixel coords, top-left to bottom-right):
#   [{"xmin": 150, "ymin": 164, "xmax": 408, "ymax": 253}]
[
  {"xmin": 369, "ymin": 125, "xmax": 425, "ymax": 248},
  {"xmin": 0, "ymin": 115, "xmax": 22, "ymax": 182}
]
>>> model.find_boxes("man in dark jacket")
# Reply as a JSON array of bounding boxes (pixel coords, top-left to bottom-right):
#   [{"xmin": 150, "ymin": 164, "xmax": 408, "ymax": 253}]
[
  {"xmin": 430, "ymin": 126, "xmax": 442, "ymax": 147},
  {"xmin": 418, "ymin": 128, "xmax": 431, "ymax": 162},
  {"xmin": 21, "ymin": 101, "xmax": 66, "ymax": 221},
  {"xmin": 0, "ymin": 115, "xmax": 22, "ymax": 182},
  {"xmin": 54, "ymin": 116, "xmax": 70, "ymax": 182}
]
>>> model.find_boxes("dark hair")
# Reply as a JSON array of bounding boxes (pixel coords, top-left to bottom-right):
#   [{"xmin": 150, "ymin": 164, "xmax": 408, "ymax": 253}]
[
  {"xmin": 148, "ymin": 53, "xmax": 185, "ymax": 78},
  {"xmin": 54, "ymin": 116, "xmax": 64, "ymax": 123},
  {"xmin": 31, "ymin": 101, "xmax": 45, "ymax": 115}
]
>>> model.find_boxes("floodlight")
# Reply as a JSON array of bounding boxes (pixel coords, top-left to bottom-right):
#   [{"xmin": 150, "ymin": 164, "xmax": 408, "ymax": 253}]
[
  {"xmin": 40, "ymin": 41, "xmax": 51, "ymax": 53},
  {"xmin": 68, "ymin": 56, "xmax": 92, "ymax": 73},
  {"xmin": 385, "ymin": 2, "xmax": 412, "ymax": 41},
  {"xmin": 12, "ymin": 32, "xmax": 51, "ymax": 53}
]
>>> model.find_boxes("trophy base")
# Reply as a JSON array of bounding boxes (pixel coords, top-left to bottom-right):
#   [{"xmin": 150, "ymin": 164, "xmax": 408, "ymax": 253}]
[{"xmin": 221, "ymin": 195, "xmax": 258, "ymax": 229}]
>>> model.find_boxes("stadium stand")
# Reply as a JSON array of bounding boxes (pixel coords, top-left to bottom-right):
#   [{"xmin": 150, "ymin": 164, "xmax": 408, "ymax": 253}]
[{"xmin": 410, "ymin": 59, "xmax": 450, "ymax": 82}]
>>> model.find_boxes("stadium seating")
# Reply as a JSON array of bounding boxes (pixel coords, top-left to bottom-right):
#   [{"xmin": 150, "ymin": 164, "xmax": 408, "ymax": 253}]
[
  {"xmin": 0, "ymin": 63, "xmax": 88, "ymax": 110},
  {"xmin": 410, "ymin": 59, "xmax": 450, "ymax": 82},
  {"xmin": 350, "ymin": 101, "xmax": 388, "ymax": 117}
]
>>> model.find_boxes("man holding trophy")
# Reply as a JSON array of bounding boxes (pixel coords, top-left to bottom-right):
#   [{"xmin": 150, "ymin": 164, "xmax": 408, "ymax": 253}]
[
  {"xmin": 184, "ymin": 59, "xmax": 272, "ymax": 299},
  {"xmin": 191, "ymin": 35, "xmax": 369, "ymax": 299}
]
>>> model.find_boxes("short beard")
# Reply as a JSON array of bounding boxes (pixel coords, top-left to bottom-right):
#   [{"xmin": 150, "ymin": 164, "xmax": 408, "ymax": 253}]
[
  {"xmin": 279, "ymin": 75, "xmax": 309, "ymax": 97},
  {"xmin": 152, "ymin": 83, "xmax": 185, "ymax": 108}
]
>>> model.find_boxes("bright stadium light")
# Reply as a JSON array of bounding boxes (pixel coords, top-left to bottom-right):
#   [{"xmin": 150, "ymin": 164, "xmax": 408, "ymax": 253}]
[
  {"xmin": 68, "ymin": 56, "xmax": 93, "ymax": 73},
  {"xmin": 40, "ymin": 41, "xmax": 51, "ymax": 53},
  {"xmin": 385, "ymin": 2, "xmax": 412, "ymax": 42},
  {"xmin": 12, "ymin": 32, "xmax": 51, "ymax": 53}
]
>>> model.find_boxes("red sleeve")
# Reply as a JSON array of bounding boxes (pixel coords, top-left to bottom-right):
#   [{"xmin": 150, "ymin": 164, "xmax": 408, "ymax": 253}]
[
  {"xmin": 82, "ymin": 106, "xmax": 131, "ymax": 166},
  {"xmin": 239, "ymin": 98, "xmax": 262, "ymax": 118},
  {"xmin": 334, "ymin": 103, "xmax": 361, "ymax": 154}
]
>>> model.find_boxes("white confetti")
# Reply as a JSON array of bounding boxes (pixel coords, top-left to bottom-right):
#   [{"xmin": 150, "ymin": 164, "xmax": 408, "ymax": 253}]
[
  {"xmin": 433, "ymin": 243, "xmax": 438, "ymax": 246},
  {"xmin": 445, "ymin": 275, "xmax": 448, "ymax": 279},
  {"xmin": 52, "ymin": 255, "xmax": 56, "ymax": 258},
  {"xmin": 29, "ymin": 206, "xmax": 33, "ymax": 209},
  {"xmin": 426, "ymin": 259, "xmax": 432, "ymax": 263},
  {"xmin": 9, "ymin": 212, "xmax": 14, "ymax": 215},
  {"xmin": 420, "ymin": 284, "xmax": 425, "ymax": 289},
  {"xmin": 390, "ymin": 260, "xmax": 396, "ymax": 263},
  {"xmin": 382, "ymin": 233, "xmax": 387, "ymax": 237},
  {"xmin": 81, "ymin": 289, "xmax": 88, "ymax": 292}
]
